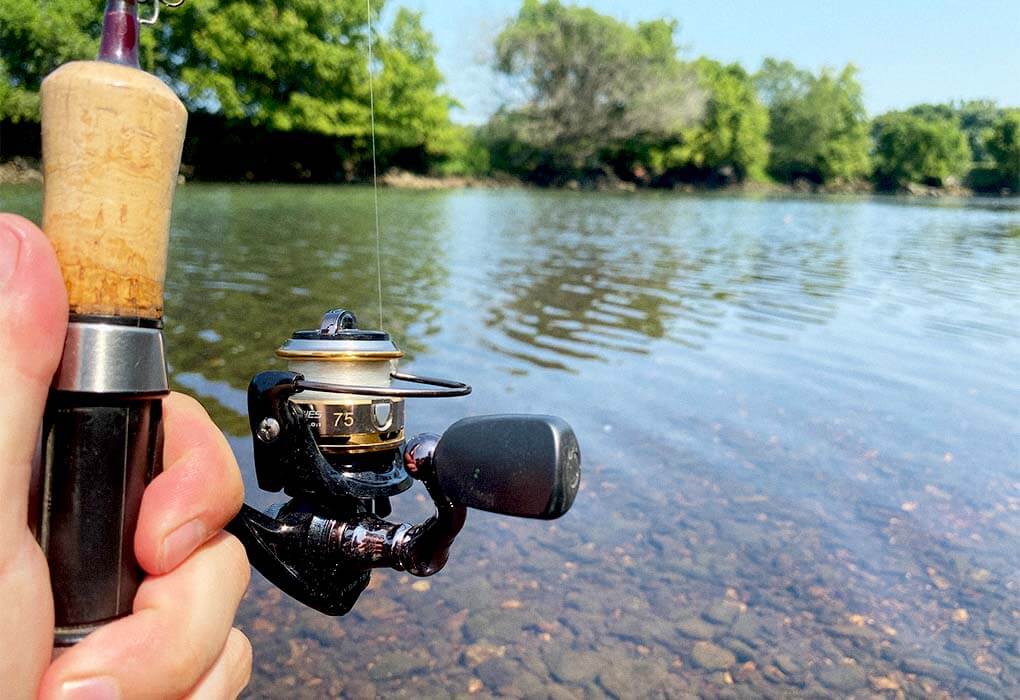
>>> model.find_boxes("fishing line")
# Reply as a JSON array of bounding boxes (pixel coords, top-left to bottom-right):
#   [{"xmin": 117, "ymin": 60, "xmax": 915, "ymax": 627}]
[{"xmin": 366, "ymin": 0, "xmax": 384, "ymax": 330}]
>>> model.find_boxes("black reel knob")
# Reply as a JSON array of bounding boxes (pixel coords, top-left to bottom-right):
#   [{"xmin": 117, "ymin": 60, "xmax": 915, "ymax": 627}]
[{"xmin": 434, "ymin": 415, "xmax": 580, "ymax": 519}]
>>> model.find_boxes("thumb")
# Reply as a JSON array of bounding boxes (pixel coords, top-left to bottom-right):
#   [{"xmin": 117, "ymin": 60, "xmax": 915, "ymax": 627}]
[
  {"xmin": 0, "ymin": 214, "xmax": 68, "ymax": 535},
  {"xmin": 0, "ymin": 214, "xmax": 67, "ymax": 687}
]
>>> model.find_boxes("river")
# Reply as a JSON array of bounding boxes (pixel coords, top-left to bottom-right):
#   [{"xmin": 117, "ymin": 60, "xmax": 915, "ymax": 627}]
[{"xmin": 2, "ymin": 185, "xmax": 1018, "ymax": 698}]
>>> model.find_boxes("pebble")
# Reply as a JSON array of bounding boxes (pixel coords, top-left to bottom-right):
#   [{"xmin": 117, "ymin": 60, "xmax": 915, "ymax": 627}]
[
  {"xmin": 462, "ymin": 642, "xmax": 504, "ymax": 667},
  {"xmin": 475, "ymin": 656, "xmax": 520, "ymax": 689},
  {"xmin": 818, "ymin": 664, "xmax": 867, "ymax": 692},
  {"xmin": 705, "ymin": 600, "xmax": 744, "ymax": 626},
  {"xmin": 368, "ymin": 651, "xmax": 430, "ymax": 680},
  {"xmin": 721, "ymin": 637, "xmax": 756, "ymax": 662},
  {"xmin": 676, "ymin": 616, "xmax": 719, "ymax": 640},
  {"xmin": 691, "ymin": 641, "xmax": 737, "ymax": 670},
  {"xmin": 545, "ymin": 649, "xmax": 603, "ymax": 685},
  {"xmin": 343, "ymin": 680, "xmax": 377, "ymax": 700},
  {"xmin": 774, "ymin": 654, "xmax": 802, "ymax": 675}
]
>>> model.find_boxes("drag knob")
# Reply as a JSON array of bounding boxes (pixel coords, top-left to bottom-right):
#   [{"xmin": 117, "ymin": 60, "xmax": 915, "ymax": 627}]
[{"xmin": 433, "ymin": 415, "xmax": 581, "ymax": 519}]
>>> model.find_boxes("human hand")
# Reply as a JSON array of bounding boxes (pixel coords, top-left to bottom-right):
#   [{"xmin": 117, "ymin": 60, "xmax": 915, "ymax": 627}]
[{"xmin": 0, "ymin": 214, "xmax": 253, "ymax": 699}]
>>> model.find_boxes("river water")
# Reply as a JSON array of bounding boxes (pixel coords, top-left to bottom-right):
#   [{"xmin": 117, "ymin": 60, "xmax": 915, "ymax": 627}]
[{"xmin": 2, "ymin": 185, "xmax": 1018, "ymax": 698}]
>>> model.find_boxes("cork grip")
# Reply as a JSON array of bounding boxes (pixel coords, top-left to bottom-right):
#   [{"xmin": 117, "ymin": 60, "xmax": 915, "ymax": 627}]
[{"xmin": 41, "ymin": 61, "xmax": 187, "ymax": 319}]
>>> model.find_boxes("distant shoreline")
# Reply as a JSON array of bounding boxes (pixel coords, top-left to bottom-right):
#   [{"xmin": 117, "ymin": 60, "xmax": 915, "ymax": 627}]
[{"xmin": 2, "ymin": 158, "xmax": 1012, "ymax": 199}]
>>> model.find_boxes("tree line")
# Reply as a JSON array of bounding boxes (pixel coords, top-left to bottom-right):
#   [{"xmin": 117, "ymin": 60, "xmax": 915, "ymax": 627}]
[{"xmin": 1, "ymin": 0, "xmax": 1017, "ymax": 193}]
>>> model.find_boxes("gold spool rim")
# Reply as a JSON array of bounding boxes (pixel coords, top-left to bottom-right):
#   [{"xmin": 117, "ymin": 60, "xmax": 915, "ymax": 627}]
[
  {"xmin": 320, "ymin": 435, "xmax": 406, "ymax": 454},
  {"xmin": 276, "ymin": 349, "xmax": 404, "ymax": 361}
]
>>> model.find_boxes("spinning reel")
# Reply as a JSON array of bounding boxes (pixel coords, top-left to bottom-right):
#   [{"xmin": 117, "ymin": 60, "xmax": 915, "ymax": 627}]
[{"xmin": 226, "ymin": 308, "xmax": 582, "ymax": 615}]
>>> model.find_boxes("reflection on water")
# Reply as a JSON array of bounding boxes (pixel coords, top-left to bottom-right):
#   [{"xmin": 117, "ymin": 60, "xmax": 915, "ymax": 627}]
[{"xmin": 1, "ymin": 184, "xmax": 1018, "ymax": 698}]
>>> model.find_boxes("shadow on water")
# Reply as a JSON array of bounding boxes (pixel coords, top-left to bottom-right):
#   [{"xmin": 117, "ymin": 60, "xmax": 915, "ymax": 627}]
[{"xmin": 1, "ymin": 184, "xmax": 1018, "ymax": 698}]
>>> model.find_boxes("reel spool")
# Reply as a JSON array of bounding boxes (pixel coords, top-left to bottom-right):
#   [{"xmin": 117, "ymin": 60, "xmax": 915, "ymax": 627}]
[{"xmin": 278, "ymin": 308, "xmax": 407, "ymax": 459}]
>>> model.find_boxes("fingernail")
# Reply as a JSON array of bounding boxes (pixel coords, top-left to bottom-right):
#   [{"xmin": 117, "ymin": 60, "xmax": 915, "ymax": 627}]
[
  {"xmin": 60, "ymin": 677, "xmax": 121, "ymax": 700},
  {"xmin": 160, "ymin": 518, "xmax": 208, "ymax": 571},
  {"xmin": 0, "ymin": 220, "xmax": 22, "ymax": 289}
]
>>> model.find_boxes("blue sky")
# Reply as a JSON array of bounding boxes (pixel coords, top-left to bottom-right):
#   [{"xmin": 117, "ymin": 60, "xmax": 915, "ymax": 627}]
[{"xmin": 388, "ymin": 0, "xmax": 1020, "ymax": 124}]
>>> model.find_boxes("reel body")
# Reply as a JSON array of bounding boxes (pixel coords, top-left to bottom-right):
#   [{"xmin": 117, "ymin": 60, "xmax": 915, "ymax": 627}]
[{"xmin": 227, "ymin": 309, "xmax": 581, "ymax": 615}]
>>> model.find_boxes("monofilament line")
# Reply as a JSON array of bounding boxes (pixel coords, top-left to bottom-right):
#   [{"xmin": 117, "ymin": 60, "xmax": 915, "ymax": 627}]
[{"xmin": 366, "ymin": 0, "xmax": 384, "ymax": 330}]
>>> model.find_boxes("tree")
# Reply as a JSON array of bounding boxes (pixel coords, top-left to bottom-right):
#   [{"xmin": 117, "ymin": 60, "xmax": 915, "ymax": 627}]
[
  {"xmin": 756, "ymin": 58, "xmax": 871, "ymax": 184},
  {"xmin": 680, "ymin": 58, "xmax": 769, "ymax": 181},
  {"xmin": 908, "ymin": 100, "xmax": 1001, "ymax": 164},
  {"xmin": 493, "ymin": 0, "xmax": 704, "ymax": 178},
  {"xmin": 871, "ymin": 111, "xmax": 971, "ymax": 189},
  {"xmin": 0, "ymin": 0, "xmax": 100, "ymax": 121},
  {"xmin": 155, "ymin": 0, "xmax": 457, "ymax": 168},
  {"xmin": 985, "ymin": 109, "xmax": 1020, "ymax": 192},
  {"xmin": 372, "ymin": 8, "xmax": 460, "ymax": 165}
]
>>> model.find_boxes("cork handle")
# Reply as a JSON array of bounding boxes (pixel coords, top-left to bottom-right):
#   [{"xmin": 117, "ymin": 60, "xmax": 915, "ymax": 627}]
[{"xmin": 40, "ymin": 61, "xmax": 187, "ymax": 319}]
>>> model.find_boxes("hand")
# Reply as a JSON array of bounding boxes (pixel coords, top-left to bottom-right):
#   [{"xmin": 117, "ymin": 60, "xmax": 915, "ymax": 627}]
[{"xmin": 0, "ymin": 214, "xmax": 253, "ymax": 699}]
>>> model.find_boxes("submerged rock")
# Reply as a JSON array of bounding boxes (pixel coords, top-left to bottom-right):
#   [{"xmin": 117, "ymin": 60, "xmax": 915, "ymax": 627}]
[
  {"xmin": 597, "ymin": 660, "xmax": 670, "ymax": 698},
  {"xmin": 818, "ymin": 664, "xmax": 867, "ymax": 692},
  {"xmin": 476, "ymin": 656, "xmax": 520, "ymax": 689},
  {"xmin": 676, "ymin": 616, "xmax": 719, "ymax": 640},
  {"xmin": 691, "ymin": 641, "xmax": 737, "ymax": 670},
  {"xmin": 368, "ymin": 651, "xmax": 430, "ymax": 680},
  {"xmin": 704, "ymin": 600, "xmax": 744, "ymax": 626},
  {"xmin": 545, "ymin": 649, "xmax": 603, "ymax": 685}
]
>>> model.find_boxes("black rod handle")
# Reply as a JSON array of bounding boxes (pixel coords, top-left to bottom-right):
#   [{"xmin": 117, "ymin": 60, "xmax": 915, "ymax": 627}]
[{"xmin": 38, "ymin": 391, "xmax": 164, "ymax": 646}]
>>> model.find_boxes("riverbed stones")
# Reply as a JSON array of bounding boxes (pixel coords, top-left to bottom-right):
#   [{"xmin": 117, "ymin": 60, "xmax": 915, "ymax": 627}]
[
  {"xmin": 475, "ymin": 656, "xmax": 521, "ymax": 689},
  {"xmin": 729, "ymin": 615, "xmax": 764, "ymax": 646},
  {"xmin": 705, "ymin": 600, "xmax": 744, "ymax": 626},
  {"xmin": 773, "ymin": 654, "xmax": 802, "ymax": 676},
  {"xmin": 367, "ymin": 651, "xmax": 431, "ymax": 680},
  {"xmin": 691, "ymin": 641, "xmax": 737, "ymax": 670},
  {"xmin": 721, "ymin": 637, "xmax": 756, "ymax": 662},
  {"xmin": 462, "ymin": 641, "xmax": 504, "ymax": 667},
  {"xmin": 818, "ymin": 664, "xmax": 867, "ymax": 692},
  {"xmin": 341, "ymin": 679, "xmax": 377, "ymax": 700},
  {"xmin": 676, "ymin": 616, "xmax": 718, "ymax": 640},
  {"xmin": 544, "ymin": 648, "xmax": 603, "ymax": 685},
  {"xmin": 465, "ymin": 609, "xmax": 529, "ymax": 643},
  {"xmin": 596, "ymin": 660, "xmax": 670, "ymax": 698}
]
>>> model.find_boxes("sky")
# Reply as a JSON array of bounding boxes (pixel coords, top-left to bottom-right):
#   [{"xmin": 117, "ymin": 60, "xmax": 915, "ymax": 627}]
[{"xmin": 388, "ymin": 0, "xmax": 1020, "ymax": 124}]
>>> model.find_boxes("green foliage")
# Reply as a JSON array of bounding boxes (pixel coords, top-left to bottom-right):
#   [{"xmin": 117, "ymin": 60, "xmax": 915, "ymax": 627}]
[
  {"xmin": 756, "ymin": 59, "xmax": 871, "ymax": 184},
  {"xmin": 679, "ymin": 59, "xmax": 769, "ymax": 180},
  {"xmin": 493, "ymin": 0, "xmax": 704, "ymax": 179},
  {"xmin": 433, "ymin": 125, "xmax": 491, "ymax": 176},
  {"xmin": 0, "ymin": 0, "xmax": 99, "ymax": 121},
  {"xmin": 159, "ymin": 1, "xmax": 454, "ymax": 156},
  {"xmin": 985, "ymin": 109, "xmax": 1020, "ymax": 192},
  {"xmin": 0, "ymin": 0, "xmax": 457, "ymax": 172},
  {"xmin": 871, "ymin": 111, "xmax": 971, "ymax": 189},
  {"xmin": 375, "ymin": 8, "xmax": 460, "ymax": 161},
  {"xmin": 907, "ymin": 100, "xmax": 1001, "ymax": 164},
  {"xmin": 479, "ymin": 110, "xmax": 550, "ymax": 180},
  {"xmin": 157, "ymin": 0, "xmax": 376, "ymax": 135}
]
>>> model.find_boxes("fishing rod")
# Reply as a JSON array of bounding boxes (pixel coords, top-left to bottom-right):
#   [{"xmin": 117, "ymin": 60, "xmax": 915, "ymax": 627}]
[
  {"xmin": 36, "ymin": 0, "xmax": 581, "ymax": 639},
  {"xmin": 36, "ymin": 0, "xmax": 187, "ymax": 646}
]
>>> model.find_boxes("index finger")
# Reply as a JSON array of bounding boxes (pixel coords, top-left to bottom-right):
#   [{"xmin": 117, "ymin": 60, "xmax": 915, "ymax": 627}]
[{"xmin": 134, "ymin": 392, "xmax": 245, "ymax": 575}]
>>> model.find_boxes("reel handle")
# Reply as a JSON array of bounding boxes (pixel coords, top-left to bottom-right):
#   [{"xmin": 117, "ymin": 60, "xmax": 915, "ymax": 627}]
[{"xmin": 434, "ymin": 415, "xmax": 581, "ymax": 519}]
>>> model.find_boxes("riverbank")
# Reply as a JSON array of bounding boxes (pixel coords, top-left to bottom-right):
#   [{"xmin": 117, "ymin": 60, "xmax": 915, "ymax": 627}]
[
  {"xmin": 0, "ymin": 158, "xmax": 42, "ymax": 185},
  {"xmin": 0, "ymin": 158, "xmax": 1006, "ymax": 198}
]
